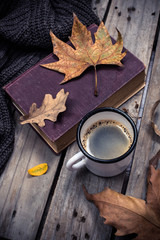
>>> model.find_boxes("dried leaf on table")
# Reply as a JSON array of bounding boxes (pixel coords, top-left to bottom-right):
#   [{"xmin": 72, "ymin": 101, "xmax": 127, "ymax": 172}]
[
  {"xmin": 28, "ymin": 163, "xmax": 48, "ymax": 176},
  {"xmin": 41, "ymin": 14, "xmax": 126, "ymax": 96},
  {"xmin": 151, "ymin": 100, "xmax": 160, "ymax": 136},
  {"xmin": 83, "ymin": 151, "xmax": 160, "ymax": 240},
  {"xmin": 20, "ymin": 89, "xmax": 69, "ymax": 127}
]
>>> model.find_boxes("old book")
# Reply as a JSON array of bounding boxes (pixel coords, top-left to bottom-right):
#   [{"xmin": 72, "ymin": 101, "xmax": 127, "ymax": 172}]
[{"xmin": 4, "ymin": 24, "xmax": 145, "ymax": 153}]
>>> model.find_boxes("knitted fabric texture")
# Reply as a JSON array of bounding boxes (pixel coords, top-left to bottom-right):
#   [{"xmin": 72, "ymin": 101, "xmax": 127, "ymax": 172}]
[{"xmin": 0, "ymin": 0, "xmax": 100, "ymax": 173}]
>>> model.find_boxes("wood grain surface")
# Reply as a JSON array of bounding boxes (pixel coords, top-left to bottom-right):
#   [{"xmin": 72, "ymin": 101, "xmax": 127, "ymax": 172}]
[
  {"xmin": 0, "ymin": 111, "xmax": 62, "ymax": 240},
  {"xmin": 126, "ymin": 30, "xmax": 160, "ymax": 199}
]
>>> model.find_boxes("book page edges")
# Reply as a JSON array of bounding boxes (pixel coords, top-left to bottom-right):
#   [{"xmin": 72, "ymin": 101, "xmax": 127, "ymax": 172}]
[{"xmin": 12, "ymin": 70, "xmax": 145, "ymax": 153}]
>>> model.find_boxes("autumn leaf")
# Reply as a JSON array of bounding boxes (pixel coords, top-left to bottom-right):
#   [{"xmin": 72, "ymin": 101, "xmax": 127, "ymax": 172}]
[
  {"xmin": 83, "ymin": 152, "xmax": 160, "ymax": 240},
  {"xmin": 41, "ymin": 14, "xmax": 126, "ymax": 96},
  {"xmin": 28, "ymin": 163, "xmax": 48, "ymax": 176},
  {"xmin": 20, "ymin": 89, "xmax": 69, "ymax": 127}
]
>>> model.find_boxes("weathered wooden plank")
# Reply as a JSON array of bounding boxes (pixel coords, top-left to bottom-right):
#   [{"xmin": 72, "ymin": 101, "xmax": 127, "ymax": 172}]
[
  {"xmin": 126, "ymin": 30, "xmax": 160, "ymax": 200},
  {"xmin": 40, "ymin": 1, "xmax": 160, "ymax": 240},
  {"xmin": 0, "ymin": 111, "xmax": 61, "ymax": 240},
  {"xmin": 106, "ymin": 0, "xmax": 160, "ymax": 117},
  {"xmin": 92, "ymin": 0, "xmax": 110, "ymax": 21},
  {"xmin": 40, "ymin": 142, "xmax": 120, "ymax": 240},
  {"xmin": 114, "ymin": 25, "xmax": 160, "ymax": 240}
]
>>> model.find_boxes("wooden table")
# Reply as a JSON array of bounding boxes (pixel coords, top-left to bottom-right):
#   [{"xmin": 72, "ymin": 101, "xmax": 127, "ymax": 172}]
[{"xmin": 0, "ymin": 1, "xmax": 160, "ymax": 239}]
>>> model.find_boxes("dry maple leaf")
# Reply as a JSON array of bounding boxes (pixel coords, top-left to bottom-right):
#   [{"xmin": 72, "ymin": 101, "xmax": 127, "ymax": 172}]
[
  {"xmin": 20, "ymin": 89, "xmax": 69, "ymax": 127},
  {"xmin": 41, "ymin": 14, "xmax": 126, "ymax": 96},
  {"xmin": 83, "ymin": 153, "xmax": 160, "ymax": 240}
]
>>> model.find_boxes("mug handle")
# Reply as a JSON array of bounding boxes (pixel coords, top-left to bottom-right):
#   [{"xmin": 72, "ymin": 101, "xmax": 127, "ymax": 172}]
[{"xmin": 66, "ymin": 151, "xmax": 87, "ymax": 171}]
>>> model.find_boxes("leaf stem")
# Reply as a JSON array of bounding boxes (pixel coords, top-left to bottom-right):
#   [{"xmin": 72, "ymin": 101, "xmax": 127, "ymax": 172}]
[{"xmin": 94, "ymin": 65, "xmax": 98, "ymax": 96}]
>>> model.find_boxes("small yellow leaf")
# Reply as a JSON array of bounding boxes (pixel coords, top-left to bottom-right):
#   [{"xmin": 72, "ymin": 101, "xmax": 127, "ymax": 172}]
[{"xmin": 28, "ymin": 163, "xmax": 48, "ymax": 176}]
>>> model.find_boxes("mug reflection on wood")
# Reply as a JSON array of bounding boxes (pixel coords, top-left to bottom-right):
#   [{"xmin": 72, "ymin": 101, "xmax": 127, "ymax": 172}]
[{"xmin": 66, "ymin": 107, "xmax": 137, "ymax": 177}]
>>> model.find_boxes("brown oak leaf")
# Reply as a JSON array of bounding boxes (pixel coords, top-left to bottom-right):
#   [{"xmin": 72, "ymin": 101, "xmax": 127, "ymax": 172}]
[
  {"xmin": 83, "ymin": 152, "xmax": 160, "ymax": 240},
  {"xmin": 41, "ymin": 14, "xmax": 126, "ymax": 96},
  {"xmin": 20, "ymin": 89, "xmax": 69, "ymax": 127}
]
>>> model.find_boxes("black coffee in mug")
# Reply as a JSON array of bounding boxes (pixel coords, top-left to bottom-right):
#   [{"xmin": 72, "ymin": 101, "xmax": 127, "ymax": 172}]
[
  {"xmin": 82, "ymin": 120, "xmax": 133, "ymax": 159},
  {"xmin": 67, "ymin": 107, "xmax": 137, "ymax": 177}
]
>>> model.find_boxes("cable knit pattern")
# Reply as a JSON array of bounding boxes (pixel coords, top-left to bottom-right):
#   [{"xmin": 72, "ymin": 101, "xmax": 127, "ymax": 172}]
[
  {"xmin": 0, "ymin": 0, "xmax": 99, "ymax": 173},
  {"xmin": 0, "ymin": 0, "xmax": 99, "ymax": 48}
]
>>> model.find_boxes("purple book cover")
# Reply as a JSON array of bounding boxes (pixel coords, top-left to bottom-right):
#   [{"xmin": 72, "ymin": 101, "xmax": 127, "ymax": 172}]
[{"xmin": 4, "ymin": 24, "xmax": 145, "ymax": 146}]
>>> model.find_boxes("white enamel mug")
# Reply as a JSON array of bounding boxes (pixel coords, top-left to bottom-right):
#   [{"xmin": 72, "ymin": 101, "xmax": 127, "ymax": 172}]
[{"xmin": 66, "ymin": 107, "xmax": 137, "ymax": 177}]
